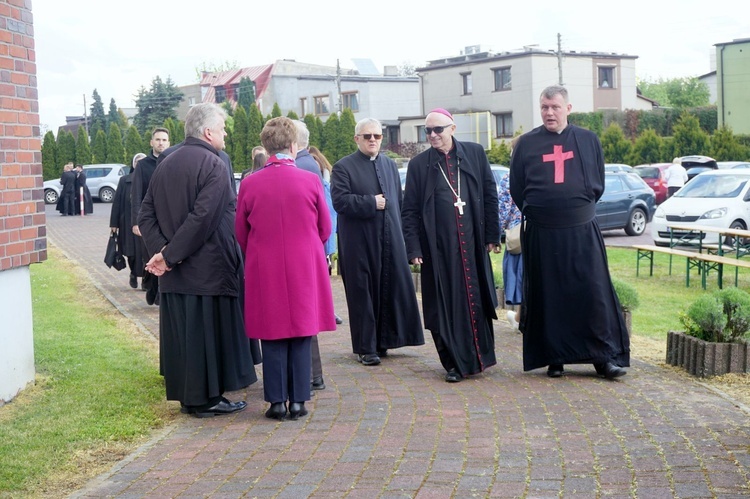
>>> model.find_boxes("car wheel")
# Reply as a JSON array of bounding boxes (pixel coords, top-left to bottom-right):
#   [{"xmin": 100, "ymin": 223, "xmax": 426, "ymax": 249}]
[
  {"xmin": 44, "ymin": 189, "xmax": 58, "ymax": 205},
  {"xmin": 625, "ymin": 208, "xmax": 647, "ymax": 236},
  {"xmin": 99, "ymin": 187, "xmax": 115, "ymax": 203},
  {"xmin": 726, "ymin": 220, "xmax": 748, "ymax": 246}
]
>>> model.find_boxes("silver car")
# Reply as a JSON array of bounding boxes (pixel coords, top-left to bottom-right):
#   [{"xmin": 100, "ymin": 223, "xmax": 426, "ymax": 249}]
[{"xmin": 43, "ymin": 163, "xmax": 131, "ymax": 204}]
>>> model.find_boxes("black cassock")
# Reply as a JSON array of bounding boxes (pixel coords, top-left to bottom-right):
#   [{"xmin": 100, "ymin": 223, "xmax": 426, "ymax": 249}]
[
  {"xmin": 403, "ymin": 140, "xmax": 499, "ymax": 377},
  {"xmin": 109, "ymin": 173, "xmax": 143, "ymax": 277},
  {"xmin": 74, "ymin": 170, "xmax": 94, "ymax": 215},
  {"xmin": 510, "ymin": 125, "xmax": 630, "ymax": 371},
  {"xmin": 332, "ymin": 151, "xmax": 424, "ymax": 354}
]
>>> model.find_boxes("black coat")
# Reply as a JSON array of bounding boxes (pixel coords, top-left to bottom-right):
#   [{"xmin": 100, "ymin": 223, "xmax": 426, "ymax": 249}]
[
  {"xmin": 56, "ymin": 170, "xmax": 77, "ymax": 214},
  {"xmin": 138, "ymin": 137, "xmax": 242, "ymax": 297},
  {"xmin": 109, "ymin": 174, "xmax": 141, "ymax": 265},
  {"xmin": 74, "ymin": 170, "xmax": 93, "ymax": 215},
  {"xmin": 332, "ymin": 151, "xmax": 424, "ymax": 353},
  {"xmin": 131, "ymin": 152, "xmax": 158, "ymax": 226}
]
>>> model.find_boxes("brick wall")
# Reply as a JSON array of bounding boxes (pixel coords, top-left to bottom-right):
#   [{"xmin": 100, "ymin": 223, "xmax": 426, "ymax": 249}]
[{"xmin": 0, "ymin": 0, "xmax": 46, "ymax": 271}]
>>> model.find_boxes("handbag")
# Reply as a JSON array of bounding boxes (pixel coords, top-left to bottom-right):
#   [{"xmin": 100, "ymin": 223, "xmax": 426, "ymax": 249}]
[
  {"xmin": 505, "ymin": 223, "xmax": 522, "ymax": 255},
  {"xmin": 104, "ymin": 232, "xmax": 126, "ymax": 271}
]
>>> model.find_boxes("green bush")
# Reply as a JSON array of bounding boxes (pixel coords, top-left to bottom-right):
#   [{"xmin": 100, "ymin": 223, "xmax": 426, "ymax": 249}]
[
  {"xmin": 679, "ymin": 288, "xmax": 750, "ymax": 342},
  {"xmin": 612, "ymin": 278, "xmax": 639, "ymax": 311}
]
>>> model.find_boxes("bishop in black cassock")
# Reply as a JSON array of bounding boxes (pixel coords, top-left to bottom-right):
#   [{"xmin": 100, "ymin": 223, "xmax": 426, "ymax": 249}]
[{"xmin": 509, "ymin": 85, "xmax": 629, "ymax": 379}]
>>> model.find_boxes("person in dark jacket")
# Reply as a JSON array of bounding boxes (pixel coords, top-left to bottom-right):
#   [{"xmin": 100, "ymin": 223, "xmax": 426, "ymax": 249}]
[
  {"xmin": 109, "ymin": 153, "xmax": 146, "ymax": 288},
  {"xmin": 138, "ymin": 103, "xmax": 256, "ymax": 418},
  {"xmin": 57, "ymin": 162, "xmax": 76, "ymax": 216},
  {"xmin": 332, "ymin": 117, "xmax": 424, "ymax": 367},
  {"xmin": 73, "ymin": 164, "xmax": 93, "ymax": 215},
  {"xmin": 402, "ymin": 108, "xmax": 500, "ymax": 383}
]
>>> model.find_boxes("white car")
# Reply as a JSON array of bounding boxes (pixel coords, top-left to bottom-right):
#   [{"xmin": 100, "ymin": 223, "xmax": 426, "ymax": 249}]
[
  {"xmin": 651, "ymin": 169, "xmax": 750, "ymax": 246},
  {"xmin": 43, "ymin": 163, "xmax": 130, "ymax": 204}
]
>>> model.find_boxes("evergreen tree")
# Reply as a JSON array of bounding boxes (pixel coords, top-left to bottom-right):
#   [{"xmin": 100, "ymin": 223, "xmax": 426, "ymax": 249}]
[
  {"xmin": 236, "ymin": 77, "xmax": 256, "ymax": 113},
  {"xmin": 232, "ymin": 106, "xmax": 249, "ymax": 168},
  {"xmin": 55, "ymin": 130, "xmax": 76, "ymax": 167},
  {"xmin": 75, "ymin": 125, "xmax": 92, "ymax": 165},
  {"xmin": 133, "ymin": 76, "xmax": 184, "ymax": 134},
  {"xmin": 672, "ymin": 113, "xmax": 709, "ymax": 157},
  {"xmin": 91, "ymin": 129, "xmax": 108, "ymax": 163},
  {"xmin": 487, "ymin": 140, "xmax": 511, "ymax": 165},
  {"xmin": 627, "ymin": 128, "xmax": 663, "ymax": 165},
  {"xmin": 106, "ymin": 123, "xmax": 125, "ymax": 163},
  {"xmin": 107, "ymin": 98, "xmax": 122, "ymax": 129},
  {"xmin": 224, "ymin": 127, "xmax": 234, "ymax": 170},
  {"xmin": 287, "ymin": 110, "xmax": 299, "ymax": 120},
  {"xmin": 89, "ymin": 89, "xmax": 106, "ymax": 132},
  {"xmin": 221, "ymin": 101, "xmax": 234, "ymax": 117},
  {"xmin": 174, "ymin": 121, "xmax": 185, "ymax": 144},
  {"xmin": 89, "ymin": 121, "xmax": 102, "ymax": 143},
  {"xmin": 271, "ymin": 103, "xmax": 282, "ymax": 118},
  {"xmin": 304, "ymin": 114, "xmax": 320, "ymax": 148},
  {"xmin": 162, "ymin": 118, "xmax": 177, "ymax": 144},
  {"xmin": 338, "ymin": 108, "xmax": 358, "ymax": 158},
  {"xmin": 124, "ymin": 125, "xmax": 143, "ymax": 165},
  {"xmin": 710, "ymin": 126, "xmax": 748, "ymax": 161},
  {"xmin": 41, "ymin": 130, "xmax": 57, "ymax": 181},
  {"xmin": 600, "ymin": 123, "xmax": 632, "ymax": 164},
  {"xmin": 322, "ymin": 113, "xmax": 341, "ymax": 162},
  {"xmin": 117, "ymin": 109, "xmax": 129, "ymax": 129},
  {"xmin": 248, "ymin": 105, "xmax": 263, "ymax": 150}
]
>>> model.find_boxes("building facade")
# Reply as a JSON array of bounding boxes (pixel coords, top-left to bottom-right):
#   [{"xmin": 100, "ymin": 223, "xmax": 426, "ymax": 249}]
[
  {"xmin": 716, "ymin": 38, "xmax": 750, "ymax": 134},
  {"xmin": 1, "ymin": 0, "xmax": 45, "ymax": 403}
]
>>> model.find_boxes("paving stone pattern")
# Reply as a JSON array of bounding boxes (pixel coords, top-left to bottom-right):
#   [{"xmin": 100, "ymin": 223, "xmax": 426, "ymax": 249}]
[{"xmin": 46, "ymin": 205, "xmax": 750, "ymax": 498}]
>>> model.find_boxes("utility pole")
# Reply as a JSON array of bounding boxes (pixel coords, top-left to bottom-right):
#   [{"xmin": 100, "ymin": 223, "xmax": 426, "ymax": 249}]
[
  {"xmin": 336, "ymin": 59, "xmax": 343, "ymax": 115},
  {"xmin": 557, "ymin": 33, "xmax": 564, "ymax": 86},
  {"xmin": 83, "ymin": 93, "xmax": 89, "ymax": 136}
]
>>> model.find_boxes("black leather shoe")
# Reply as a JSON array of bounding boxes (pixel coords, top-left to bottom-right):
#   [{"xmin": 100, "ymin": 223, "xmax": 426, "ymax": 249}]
[
  {"xmin": 288, "ymin": 402, "xmax": 308, "ymax": 420},
  {"xmin": 547, "ymin": 364, "xmax": 564, "ymax": 378},
  {"xmin": 357, "ymin": 353, "xmax": 381, "ymax": 366},
  {"xmin": 265, "ymin": 402, "xmax": 287, "ymax": 420},
  {"xmin": 445, "ymin": 369, "xmax": 462, "ymax": 383},
  {"xmin": 129, "ymin": 274, "xmax": 138, "ymax": 289},
  {"xmin": 594, "ymin": 362, "xmax": 627, "ymax": 379},
  {"xmin": 311, "ymin": 376, "xmax": 325, "ymax": 390},
  {"xmin": 145, "ymin": 286, "xmax": 157, "ymax": 305},
  {"xmin": 180, "ymin": 404, "xmax": 194, "ymax": 414},
  {"xmin": 377, "ymin": 349, "xmax": 388, "ymax": 358},
  {"xmin": 335, "ymin": 314, "xmax": 343, "ymax": 325},
  {"xmin": 194, "ymin": 399, "xmax": 247, "ymax": 418}
]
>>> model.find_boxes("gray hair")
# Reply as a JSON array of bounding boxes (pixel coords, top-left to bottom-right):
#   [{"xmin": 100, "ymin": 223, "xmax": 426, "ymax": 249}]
[
  {"xmin": 132, "ymin": 152, "xmax": 147, "ymax": 168},
  {"xmin": 293, "ymin": 120, "xmax": 310, "ymax": 149},
  {"xmin": 355, "ymin": 118, "xmax": 382, "ymax": 134},
  {"xmin": 185, "ymin": 103, "xmax": 227, "ymax": 140},
  {"xmin": 540, "ymin": 85, "xmax": 569, "ymax": 103}
]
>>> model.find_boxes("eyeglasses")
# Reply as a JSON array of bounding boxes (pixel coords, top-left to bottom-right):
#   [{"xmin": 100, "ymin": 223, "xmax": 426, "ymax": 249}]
[
  {"xmin": 357, "ymin": 133, "xmax": 383, "ymax": 140},
  {"xmin": 425, "ymin": 124, "xmax": 453, "ymax": 135}
]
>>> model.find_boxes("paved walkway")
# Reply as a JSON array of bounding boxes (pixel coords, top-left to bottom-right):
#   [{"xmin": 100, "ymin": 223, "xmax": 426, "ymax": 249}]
[{"xmin": 45, "ymin": 204, "xmax": 750, "ymax": 498}]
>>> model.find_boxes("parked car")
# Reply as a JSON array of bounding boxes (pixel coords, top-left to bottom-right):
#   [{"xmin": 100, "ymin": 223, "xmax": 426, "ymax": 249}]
[
  {"xmin": 43, "ymin": 163, "xmax": 131, "ymax": 204},
  {"xmin": 651, "ymin": 169, "xmax": 750, "ymax": 246},
  {"xmin": 596, "ymin": 172, "xmax": 655, "ymax": 236},
  {"xmin": 678, "ymin": 155, "xmax": 718, "ymax": 181},
  {"xmin": 605, "ymin": 163, "xmax": 633, "ymax": 173},
  {"xmin": 718, "ymin": 161, "xmax": 750, "ymax": 169},
  {"xmin": 634, "ymin": 163, "xmax": 670, "ymax": 205}
]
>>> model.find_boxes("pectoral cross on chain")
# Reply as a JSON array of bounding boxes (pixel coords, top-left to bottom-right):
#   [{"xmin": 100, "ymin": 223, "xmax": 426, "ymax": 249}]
[
  {"xmin": 454, "ymin": 197, "xmax": 466, "ymax": 215},
  {"xmin": 542, "ymin": 145, "xmax": 575, "ymax": 183}
]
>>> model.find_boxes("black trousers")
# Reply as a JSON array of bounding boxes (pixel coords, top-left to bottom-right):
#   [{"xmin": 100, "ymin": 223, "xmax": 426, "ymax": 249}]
[
  {"xmin": 261, "ymin": 337, "xmax": 312, "ymax": 404},
  {"xmin": 311, "ymin": 335, "xmax": 323, "ymax": 378}
]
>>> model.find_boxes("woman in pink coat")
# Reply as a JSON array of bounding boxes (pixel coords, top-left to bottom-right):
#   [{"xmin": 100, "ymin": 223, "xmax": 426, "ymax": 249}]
[{"xmin": 235, "ymin": 117, "xmax": 336, "ymax": 421}]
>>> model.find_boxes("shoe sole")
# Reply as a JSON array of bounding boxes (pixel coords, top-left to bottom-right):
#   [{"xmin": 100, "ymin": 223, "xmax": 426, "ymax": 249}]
[{"xmin": 357, "ymin": 357, "xmax": 381, "ymax": 366}]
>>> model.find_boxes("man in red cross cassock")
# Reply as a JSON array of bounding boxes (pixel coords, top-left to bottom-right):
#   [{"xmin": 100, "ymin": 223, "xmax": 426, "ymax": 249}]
[{"xmin": 509, "ymin": 85, "xmax": 630, "ymax": 380}]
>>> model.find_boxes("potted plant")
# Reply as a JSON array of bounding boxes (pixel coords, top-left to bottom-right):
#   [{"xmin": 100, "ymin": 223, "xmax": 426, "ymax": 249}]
[
  {"xmin": 667, "ymin": 288, "xmax": 750, "ymax": 377},
  {"xmin": 612, "ymin": 278, "xmax": 639, "ymax": 336}
]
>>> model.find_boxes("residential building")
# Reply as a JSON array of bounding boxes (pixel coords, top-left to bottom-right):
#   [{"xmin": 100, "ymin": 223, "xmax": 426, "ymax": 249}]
[
  {"xmin": 716, "ymin": 38, "xmax": 750, "ymax": 134},
  {"xmin": 400, "ymin": 45, "xmax": 653, "ymax": 148},
  {"xmin": 698, "ymin": 70, "xmax": 717, "ymax": 105}
]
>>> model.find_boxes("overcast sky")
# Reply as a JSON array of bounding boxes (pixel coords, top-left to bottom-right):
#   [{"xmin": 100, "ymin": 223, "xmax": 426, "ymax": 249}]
[{"xmin": 32, "ymin": 0, "xmax": 746, "ymax": 133}]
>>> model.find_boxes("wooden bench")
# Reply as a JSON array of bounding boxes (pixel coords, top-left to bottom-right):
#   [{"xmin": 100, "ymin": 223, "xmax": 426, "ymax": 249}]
[{"xmin": 633, "ymin": 244, "xmax": 750, "ymax": 289}]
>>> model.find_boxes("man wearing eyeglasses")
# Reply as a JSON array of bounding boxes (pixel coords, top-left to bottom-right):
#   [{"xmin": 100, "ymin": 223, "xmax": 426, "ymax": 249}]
[
  {"xmin": 402, "ymin": 109, "xmax": 500, "ymax": 383},
  {"xmin": 332, "ymin": 118, "xmax": 424, "ymax": 367}
]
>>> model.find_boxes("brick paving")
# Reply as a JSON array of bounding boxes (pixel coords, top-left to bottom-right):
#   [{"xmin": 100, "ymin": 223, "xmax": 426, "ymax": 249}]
[{"xmin": 45, "ymin": 204, "xmax": 750, "ymax": 498}]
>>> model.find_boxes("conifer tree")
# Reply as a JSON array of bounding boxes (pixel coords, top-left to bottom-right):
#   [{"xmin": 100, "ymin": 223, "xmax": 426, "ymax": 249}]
[
  {"xmin": 89, "ymin": 121, "xmax": 102, "ymax": 143},
  {"xmin": 75, "ymin": 125, "xmax": 93, "ymax": 165},
  {"xmin": 174, "ymin": 121, "xmax": 185, "ymax": 144},
  {"xmin": 710, "ymin": 126, "xmax": 748, "ymax": 161},
  {"xmin": 303, "ymin": 114, "xmax": 320, "ymax": 149},
  {"xmin": 322, "ymin": 113, "xmax": 341, "ymax": 162},
  {"xmin": 224, "ymin": 127, "xmax": 234, "ymax": 169},
  {"xmin": 338, "ymin": 108, "xmax": 357, "ymax": 158},
  {"xmin": 232, "ymin": 106, "xmax": 249, "ymax": 168},
  {"xmin": 672, "ymin": 113, "xmax": 709, "ymax": 157},
  {"xmin": 90, "ymin": 89, "xmax": 107, "ymax": 132},
  {"xmin": 56, "ymin": 129, "xmax": 76, "ymax": 167},
  {"xmin": 248, "ymin": 105, "xmax": 263, "ymax": 150},
  {"xmin": 41, "ymin": 130, "xmax": 57, "ymax": 181},
  {"xmin": 133, "ymin": 76, "xmax": 184, "ymax": 134},
  {"xmin": 91, "ymin": 129, "xmax": 108, "ymax": 163},
  {"xmin": 107, "ymin": 98, "xmax": 122, "ymax": 129},
  {"xmin": 107, "ymin": 123, "xmax": 125, "ymax": 163},
  {"xmin": 117, "ymin": 109, "xmax": 129, "ymax": 129},
  {"xmin": 124, "ymin": 125, "xmax": 143, "ymax": 165},
  {"xmin": 287, "ymin": 110, "xmax": 299, "ymax": 120},
  {"xmin": 237, "ymin": 77, "xmax": 256, "ymax": 114},
  {"xmin": 626, "ymin": 128, "xmax": 663, "ymax": 165},
  {"xmin": 600, "ymin": 123, "xmax": 632, "ymax": 163},
  {"xmin": 271, "ymin": 103, "xmax": 282, "ymax": 118},
  {"xmin": 162, "ymin": 118, "xmax": 177, "ymax": 144}
]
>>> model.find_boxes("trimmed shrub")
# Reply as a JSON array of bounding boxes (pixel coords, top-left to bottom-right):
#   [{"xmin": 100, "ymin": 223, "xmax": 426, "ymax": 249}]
[{"xmin": 679, "ymin": 288, "xmax": 750, "ymax": 342}]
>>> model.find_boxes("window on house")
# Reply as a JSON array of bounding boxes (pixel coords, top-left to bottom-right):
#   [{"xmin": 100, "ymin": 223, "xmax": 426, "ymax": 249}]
[
  {"xmin": 461, "ymin": 72, "xmax": 472, "ymax": 95},
  {"xmin": 215, "ymin": 87, "xmax": 226, "ymax": 103},
  {"xmin": 495, "ymin": 113, "xmax": 513, "ymax": 137},
  {"xmin": 188, "ymin": 97, "xmax": 196, "ymax": 106},
  {"xmin": 300, "ymin": 97, "xmax": 307, "ymax": 116},
  {"xmin": 342, "ymin": 92, "xmax": 359, "ymax": 112},
  {"xmin": 417, "ymin": 125, "xmax": 428, "ymax": 143},
  {"xmin": 314, "ymin": 95, "xmax": 330, "ymax": 115},
  {"xmin": 493, "ymin": 67, "xmax": 512, "ymax": 91},
  {"xmin": 598, "ymin": 66, "xmax": 615, "ymax": 88}
]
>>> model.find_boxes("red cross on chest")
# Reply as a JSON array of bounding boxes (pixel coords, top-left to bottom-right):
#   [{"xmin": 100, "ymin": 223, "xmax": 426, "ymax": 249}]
[{"xmin": 542, "ymin": 145, "xmax": 574, "ymax": 183}]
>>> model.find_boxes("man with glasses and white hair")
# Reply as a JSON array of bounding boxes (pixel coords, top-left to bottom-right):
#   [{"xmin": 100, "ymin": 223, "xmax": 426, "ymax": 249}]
[
  {"xmin": 402, "ymin": 109, "xmax": 499, "ymax": 382},
  {"xmin": 332, "ymin": 118, "xmax": 424, "ymax": 367}
]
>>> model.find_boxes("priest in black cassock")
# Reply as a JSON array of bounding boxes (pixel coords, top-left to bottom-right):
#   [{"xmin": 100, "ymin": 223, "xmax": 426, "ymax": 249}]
[
  {"xmin": 402, "ymin": 109, "xmax": 500, "ymax": 383},
  {"xmin": 509, "ymin": 85, "xmax": 629, "ymax": 380},
  {"xmin": 139, "ymin": 103, "xmax": 256, "ymax": 417},
  {"xmin": 332, "ymin": 118, "xmax": 424, "ymax": 367}
]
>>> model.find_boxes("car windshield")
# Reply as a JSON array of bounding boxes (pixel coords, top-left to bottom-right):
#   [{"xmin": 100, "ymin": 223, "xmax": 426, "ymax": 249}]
[
  {"xmin": 675, "ymin": 175, "xmax": 748, "ymax": 198},
  {"xmin": 635, "ymin": 167, "xmax": 659, "ymax": 179}
]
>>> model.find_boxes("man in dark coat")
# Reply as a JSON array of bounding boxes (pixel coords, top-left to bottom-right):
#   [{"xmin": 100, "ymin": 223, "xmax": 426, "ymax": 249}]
[
  {"xmin": 509, "ymin": 85, "xmax": 629, "ymax": 380},
  {"xmin": 57, "ymin": 162, "xmax": 76, "ymax": 215},
  {"xmin": 332, "ymin": 118, "xmax": 424, "ymax": 366},
  {"xmin": 402, "ymin": 109, "xmax": 500, "ymax": 382},
  {"xmin": 109, "ymin": 153, "xmax": 145, "ymax": 288},
  {"xmin": 138, "ymin": 103, "xmax": 255, "ymax": 417},
  {"xmin": 131, "ymin": 127, "xmax": 170, "ymax": 305},
  {"xmin": 73, "ymin": 164, "xmax": 93, "ymax": 215}
]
